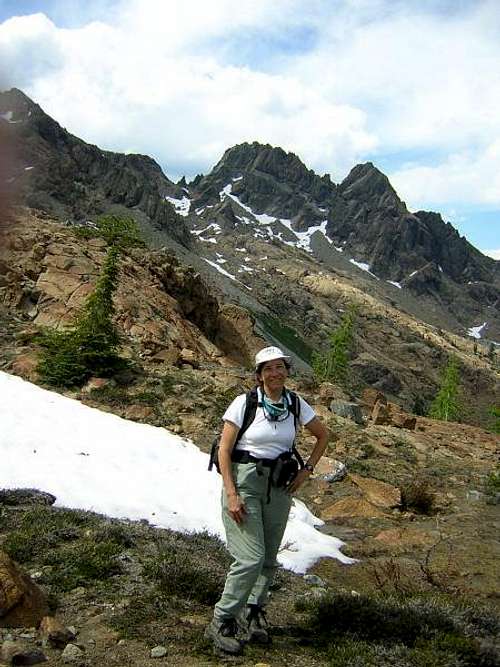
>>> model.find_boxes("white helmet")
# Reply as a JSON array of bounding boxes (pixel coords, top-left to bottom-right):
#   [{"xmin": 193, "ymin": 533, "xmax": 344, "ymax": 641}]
[{"xmin": 254, "ymin": 346, "xmax": 291, "ymax": 370}]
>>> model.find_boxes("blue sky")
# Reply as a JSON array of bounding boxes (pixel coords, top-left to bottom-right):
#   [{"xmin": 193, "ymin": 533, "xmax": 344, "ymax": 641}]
[{"xmin": 0, "ymin": 0, "xmax": 499, "ymax": 256}]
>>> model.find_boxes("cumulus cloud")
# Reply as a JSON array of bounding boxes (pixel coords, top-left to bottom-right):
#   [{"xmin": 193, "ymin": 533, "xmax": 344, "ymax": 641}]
[
  {"xmin": 0, "ymin": 2, "xmax": 378, "ymax": 179},
  {"xmin": 0, "ymin": 0, "xmax": 499, "ymax": 221},
  {"xmin": 390, "ymin": 141, "xmax": 500, "ymax": 209}
]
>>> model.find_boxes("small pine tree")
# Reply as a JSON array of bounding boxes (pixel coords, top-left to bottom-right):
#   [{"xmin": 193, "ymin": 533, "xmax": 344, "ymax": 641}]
[
  {"xmin": 489, "ymin": 406, "xmax": 500, "ymax": 434},
  {"xmin": 429, "ymin": 355, "xmax": 461, "ymax": 422},
  {"xmin": 38, "ymin": 245, "xmax": 126, "ymax": 387},
  {"xmin": 312, "ymin": 306, "xmax": 356, "ymax": 387},
  {"xmin": 75, "ymin": 214, "xmax": 144, "ymax": 249}
]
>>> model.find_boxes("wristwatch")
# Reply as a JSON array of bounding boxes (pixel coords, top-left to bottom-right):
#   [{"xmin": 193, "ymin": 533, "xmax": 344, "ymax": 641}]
[{"xmin": 304, "ymin": 463, "xmax": 314, "ymax": 473}]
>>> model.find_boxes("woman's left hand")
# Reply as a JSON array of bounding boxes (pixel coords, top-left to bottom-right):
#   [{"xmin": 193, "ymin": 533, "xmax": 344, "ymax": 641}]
[{"xmin": 286, "ymin": 468, "xmax": 312, "ymax": 494}]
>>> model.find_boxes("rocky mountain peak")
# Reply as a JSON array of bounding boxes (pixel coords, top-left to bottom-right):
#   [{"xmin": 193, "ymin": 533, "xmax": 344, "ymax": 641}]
[
  {"xmin": 215, "ymin": 141, "xmax": 330, "ymax": 189},
  {"xmin": 338, "ymin": 162, "xmax": 406, "ymax": 215}
]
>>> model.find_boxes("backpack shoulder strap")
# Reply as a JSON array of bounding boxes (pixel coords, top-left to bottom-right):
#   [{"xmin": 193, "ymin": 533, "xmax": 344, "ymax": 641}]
[
  {"xmin": 287, "ymin": 390, "xmax": 301, "ymax": 431},
  {"xmin": 236, "ymin": 387, "xmax": 259, "ymax": 445}
]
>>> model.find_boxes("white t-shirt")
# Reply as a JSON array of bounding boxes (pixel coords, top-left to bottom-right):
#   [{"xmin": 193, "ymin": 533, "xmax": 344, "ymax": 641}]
[{"xmin": 222, "ymin": 388, "xmax": 316, "ymax": 459}]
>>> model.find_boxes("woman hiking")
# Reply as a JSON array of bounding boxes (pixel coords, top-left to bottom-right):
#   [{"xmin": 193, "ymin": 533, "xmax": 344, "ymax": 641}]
[{"xmin": 205, "ymin": 346, "xmax": 329, "ymax": 655}]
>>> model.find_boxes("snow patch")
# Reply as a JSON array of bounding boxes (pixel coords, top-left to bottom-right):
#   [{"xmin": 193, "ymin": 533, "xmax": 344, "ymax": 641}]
[
  {"xmin": 467, "ymin": 322, "xmax": 487, "ymax": 339},
  {"xmin": 387, "ymin": 280, "xmax": 402, "ymax": 289},
  {"xmin": 165, "ymin": 195, "xmax": 191, "ymax": 217},
  {"xmin": 349, "ymin": 259, "xmax": 379, "ymax": 280}
]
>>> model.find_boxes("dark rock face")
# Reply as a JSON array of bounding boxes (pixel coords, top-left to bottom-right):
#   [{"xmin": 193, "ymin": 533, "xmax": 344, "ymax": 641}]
[
  {"xmin": 326, "ymin": 163, "xmax": 499, "ymax": 289},
  {"xmin": 191, "ymin": 141, "xmax": 336, "ymax": 226},
  {"xmin": 0, "ymin": 88, "xmax": 191, "ymax": 248},
  {"xmin": 146, "ymin": 250, "xmax": 220, "ymax": 341}
]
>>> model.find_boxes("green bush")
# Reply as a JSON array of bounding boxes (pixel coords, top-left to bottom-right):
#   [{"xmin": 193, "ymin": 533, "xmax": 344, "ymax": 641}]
[
  {"xmin": 485, "ymin": 468, "xmax": 500, "ymax": 499},
  {"xmin": 488, "ymin": 406, "xmax": 500, "ymax": 434},
  {"xmin": 3, "ymin": 507, "xmax": 94, "ymax": 563},
  {"xmin": 45, "ymin": 539, "xmax": 122, "ymax": 591}
]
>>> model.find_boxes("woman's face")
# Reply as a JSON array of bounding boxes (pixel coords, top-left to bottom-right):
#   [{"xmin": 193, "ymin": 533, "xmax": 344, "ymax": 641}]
[{"xmin": 258, "ymin": 358, "xmax": 288, "ymax": 393}]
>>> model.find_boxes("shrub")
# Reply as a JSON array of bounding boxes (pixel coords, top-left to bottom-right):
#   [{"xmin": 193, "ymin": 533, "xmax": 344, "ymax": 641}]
[
  {"xmin": 400, "ymin": 480, "xmax": 434, "ymax": 514},
  {"xmin": 295, "ymin": 591, "xmax": 497, "ymax": 666},
  {"xmin": 143, "ymin": 532, "xmax": 229, "ymax": 606},
  {"xmin": 3, "ymin": 507, "xmax": 96, "ymax": 563},
  {"xmin": 488, "ymin": 406, "xmax": 500, "ymax": 434},
  {"xmin": 485, "ymin": 467, "xmax": 500, "ymax": 501},
  {"xmin": 45, "ymin": 539, "xmax": 122, "ymax": 591}
]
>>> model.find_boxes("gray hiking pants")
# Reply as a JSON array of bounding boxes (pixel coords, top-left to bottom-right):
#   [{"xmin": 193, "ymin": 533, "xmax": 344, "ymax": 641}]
[{"xmin": 214, "ymin": 462, "xmax": 292, "ymax": 621}]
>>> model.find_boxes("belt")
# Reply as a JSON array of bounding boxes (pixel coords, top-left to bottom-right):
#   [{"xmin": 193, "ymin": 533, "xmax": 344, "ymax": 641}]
[{"xmin": 231, "ymin": 450, "xmax": 277, "ymax": 466}]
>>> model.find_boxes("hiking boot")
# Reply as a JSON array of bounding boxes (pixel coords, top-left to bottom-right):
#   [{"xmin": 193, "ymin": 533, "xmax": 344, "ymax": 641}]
[
  {"xmin": 204, "ymin": 618, "xmax": 243, "ymax": 655},
  {"xmin": 246, "ymin": 604, "xmax": 270, "ymax": 644}
]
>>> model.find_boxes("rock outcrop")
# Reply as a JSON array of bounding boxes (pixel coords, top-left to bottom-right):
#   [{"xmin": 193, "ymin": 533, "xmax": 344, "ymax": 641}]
[{"xmin": 0, "ymin": 551, "xmax": 49, "ymax": 628}]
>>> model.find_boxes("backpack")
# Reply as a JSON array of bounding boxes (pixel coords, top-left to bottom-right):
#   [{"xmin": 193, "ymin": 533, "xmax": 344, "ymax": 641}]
[{"xmin": 208, "ymin": 387, "xmax": 304, "ymax": 473}]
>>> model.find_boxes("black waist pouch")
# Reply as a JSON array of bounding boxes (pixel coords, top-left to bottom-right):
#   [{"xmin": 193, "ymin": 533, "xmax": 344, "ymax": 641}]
[{"xmin": 271, "ymin": 452, "xmax": 299, "ymax": 488}]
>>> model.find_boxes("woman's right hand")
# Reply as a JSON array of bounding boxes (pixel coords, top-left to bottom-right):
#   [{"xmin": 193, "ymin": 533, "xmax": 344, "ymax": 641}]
[{"xmin": 227, "ymin": 492, "xmax": 247, "ymax": 524}]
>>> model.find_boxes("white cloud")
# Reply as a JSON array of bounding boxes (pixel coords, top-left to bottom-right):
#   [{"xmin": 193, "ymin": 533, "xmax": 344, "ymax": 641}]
[
  {"xmin": 482, "ymin": 248, "xmax": 500, "ymax": 260},
  {"xmin": 390, "ymin": 141, "xmax": 500, "ymax": 209},
  {"xmin": 0, "ymin": 0, "xmax": 499, "ymax": 217},
  {"xmin": 0, "ymin": 3, "xmax": 377, "ymax": 178}
]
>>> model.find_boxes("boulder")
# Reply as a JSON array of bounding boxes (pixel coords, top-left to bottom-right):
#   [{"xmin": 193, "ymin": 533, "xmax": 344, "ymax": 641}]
[
  {"xmin": 329, "ymin": 400, "xmax": 363, "ymax": 424},
  {"xmin": 360, "ymin": 388, "xmax": 386, "ymax": 409},
  {"xmin": 1, "ymin": 640, "xmax": 47, "ymax": 664},
  {"xmin": 179, "ymin": 348, "xmax": 199, "ymax": 368},
  {"xmin": 371, "ymin": 400, "xmax": 416, "ymax": 430},
  {"xmin": 0, "ymin": 490, "xmax": 56, "ymax": 507},
  {"xmin": 9, "ymin": 351, "xmax": 39, "ymax": 380},
  {"xmin": 0, "ymin": 551, "xmax": 49, "ymax": 628},
  {"xmin": 317, "ymin": 383, "xmax": 348, "ymax": 405},
  {"xmin": 314, "ymin": 457, "xmax": 347, "ymax": 482},
  {"xmin": 81, "ymin": 377, "xmax": 115, "ymax": 394},
  {"xmin": 349, "ymin": 473, "xmax": 401, "ymax": 508},
  {"xmin": 39, "ymin": 616, "xmax": 76, "ymax": 648},
  {"xmin": 371, "ymin": 400, "xmax": 391, "ymax": 425}
]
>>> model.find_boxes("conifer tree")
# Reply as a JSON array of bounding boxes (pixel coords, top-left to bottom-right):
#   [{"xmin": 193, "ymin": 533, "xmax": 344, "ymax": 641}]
[
  {"xmin": 429, "ymin": 355, "xmax": 461, "ymax": 422},
  {"xmin": 37, "ymin": 217, "xmax": 142, "ymax": 387},
  {"xmin": 312, "ymin": 305, "xmax": 356, "ymax": 387}
]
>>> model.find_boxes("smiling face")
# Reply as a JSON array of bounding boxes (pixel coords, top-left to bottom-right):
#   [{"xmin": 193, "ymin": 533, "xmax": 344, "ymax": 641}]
[{"xmin": 257, "ymin": 358, "xmax": 289, "ymax": 397}]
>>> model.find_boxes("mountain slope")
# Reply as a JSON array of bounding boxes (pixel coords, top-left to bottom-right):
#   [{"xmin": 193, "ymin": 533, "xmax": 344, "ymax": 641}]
[
  {"xmin": 0, "ymin": 88, "xmax": 191, "ymax": 248},
  {"xmin": 1, "ymin": 89, "xmax": 499, "ymax": 426}
]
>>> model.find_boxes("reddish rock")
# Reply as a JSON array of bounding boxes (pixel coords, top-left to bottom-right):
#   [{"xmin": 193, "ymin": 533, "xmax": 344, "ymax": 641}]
[
  {"xmin": 0, "ymin": 551, "xmax": 49, "ymax": 628},
  {"xmin": 361, "ymin": 388, "xmax": 386, "ymax": 409},
  {"xmin": 372, "ymin": 400, "xmax": 391, "ymax": 425},
  {"xmin": 349, "ymin": 473, "xmax": 401, "ymax": 508},
  {"xmin": 39, "ymin": 615, "xmax": 76, "ymax": 648}
]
